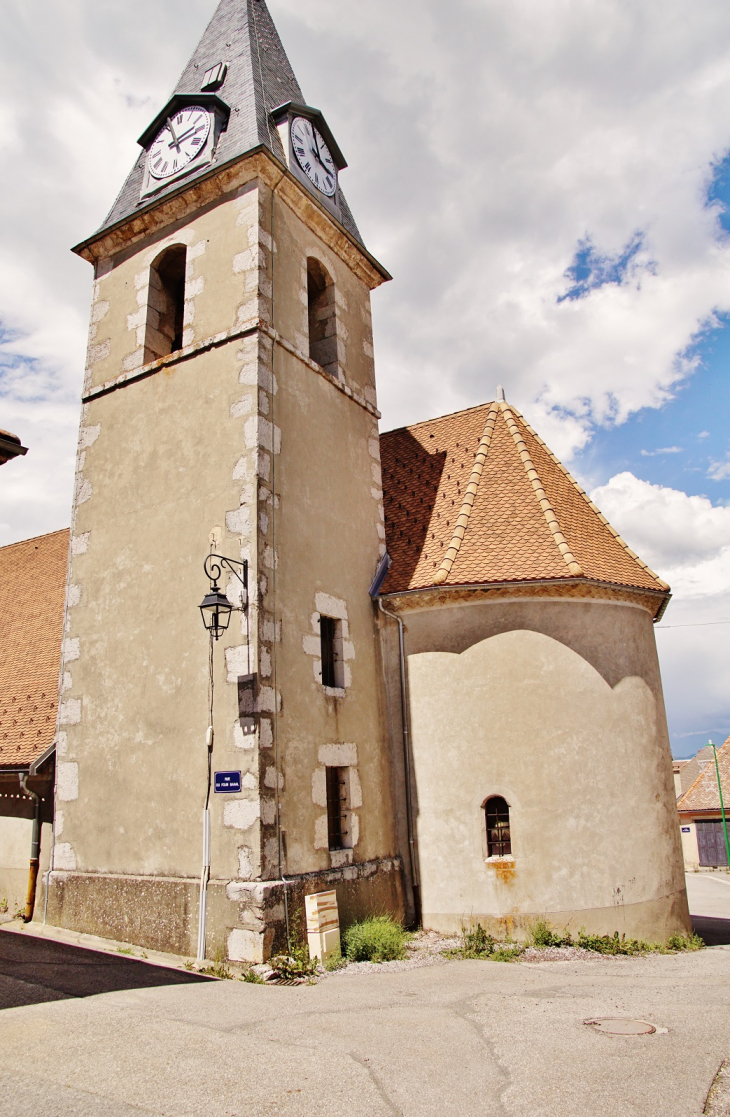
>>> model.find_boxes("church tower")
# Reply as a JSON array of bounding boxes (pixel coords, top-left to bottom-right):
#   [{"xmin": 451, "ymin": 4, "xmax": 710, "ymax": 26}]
[{"xmin": 49, "ymin": 0, "xmax": 403, "ymax": 960}]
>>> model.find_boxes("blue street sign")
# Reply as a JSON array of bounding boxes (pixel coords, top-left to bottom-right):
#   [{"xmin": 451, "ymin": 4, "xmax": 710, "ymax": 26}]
[
  {"xmin": 681, "ymin": 826, "xmax": 691, "ymax": 833},
  {"xmin": 214, "ymin": 771, "xmax": 242, "ymax": 794}
]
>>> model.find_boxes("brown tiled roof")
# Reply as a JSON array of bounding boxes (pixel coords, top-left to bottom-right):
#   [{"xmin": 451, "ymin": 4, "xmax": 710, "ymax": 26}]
[
  {"xmin": 678, "ymin": 739, "xmax": 730, "ymax": 813},
  {"xmin": 0, "ymin": 529, "xmax": 68, "ymax": 769},
  {"xmin": 380, "ymin": 397, "xmax": 669, "ymax": 609}
]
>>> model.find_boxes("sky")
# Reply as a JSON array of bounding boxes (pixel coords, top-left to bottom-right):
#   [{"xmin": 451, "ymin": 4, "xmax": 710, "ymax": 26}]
[{"xmin": 2, "ymin": 0, "xmax": 730, "ymax": 758}]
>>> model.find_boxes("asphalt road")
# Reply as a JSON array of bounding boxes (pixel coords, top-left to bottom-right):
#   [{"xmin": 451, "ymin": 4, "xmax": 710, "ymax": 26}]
[
  {"xmin": 686, "ymin": 871, "xmax": 730, "ymax": 946},
  {"xmin": 0, "ymin": 932, "xmax": 729, "ymax": 1117}
]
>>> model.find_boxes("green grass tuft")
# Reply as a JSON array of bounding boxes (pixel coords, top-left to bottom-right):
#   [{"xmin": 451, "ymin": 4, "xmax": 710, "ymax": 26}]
[{"xmin": 342, "ymin": 915, "xmax": 410, "ymax": 962}]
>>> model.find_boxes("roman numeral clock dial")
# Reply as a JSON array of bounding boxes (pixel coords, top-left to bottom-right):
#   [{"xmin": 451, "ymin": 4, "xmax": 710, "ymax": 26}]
[
  {"xmin": 148, "ymin": 107, "xmax": 212, "ymax": 180},
  {"xmin": 291, "ymin": 116, "xmax": 337, "ymax": 197}
]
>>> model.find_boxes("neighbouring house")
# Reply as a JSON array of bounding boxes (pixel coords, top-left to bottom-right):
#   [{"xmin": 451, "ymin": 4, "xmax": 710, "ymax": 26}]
[
  {"xmin": 674, "ymin": 746, "xmax": 715, "ymax": 800},
  {"xmin": 0, "ymin": 530, "xmax": 67, "ymax": 917},
  {"xmin": 0, "ymin": 429, "xmax": 27, "ymax": 466},
  {"xmin": 678, "ymin": 739, "xmax": 730, "ymax": 871},
  {"xmin": 0, "ymin": 0, "xmax": 689, "ymax": 958}
]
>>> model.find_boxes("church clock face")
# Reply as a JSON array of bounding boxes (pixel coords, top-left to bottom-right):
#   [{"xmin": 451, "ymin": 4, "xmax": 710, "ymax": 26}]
[
  {"xmin": 291, "ymin": 116, "xmax": 337, "ymax": 197},
  {"xmin": 148, "ymin": 107, "xmax": 212, "ymax": 180}
]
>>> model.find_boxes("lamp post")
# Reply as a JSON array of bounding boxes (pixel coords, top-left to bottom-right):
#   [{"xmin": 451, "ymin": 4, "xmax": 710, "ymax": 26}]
[
  {"xmin": 196, "ymin": 553, "xmax": 248, "ymax": 960},
  {"xmin": 708, "ymin": 740, "xmax": 730, "ymax": 871}
]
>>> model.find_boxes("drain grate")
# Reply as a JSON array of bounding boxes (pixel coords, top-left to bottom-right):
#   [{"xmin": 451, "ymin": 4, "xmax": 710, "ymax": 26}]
[{"xmin": 584, "ymin": 1018, "xmax": 656, "ymax": 1036}]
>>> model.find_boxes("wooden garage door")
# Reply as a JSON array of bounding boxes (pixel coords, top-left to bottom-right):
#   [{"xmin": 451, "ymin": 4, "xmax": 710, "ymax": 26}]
[{"xmin": 696, "ymin": 820, "xmax": 729, "ymax": 867}]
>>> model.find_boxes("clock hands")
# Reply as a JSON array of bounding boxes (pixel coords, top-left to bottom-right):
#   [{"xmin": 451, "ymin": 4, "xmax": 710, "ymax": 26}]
[
  {"xmin": 309, "ymin": 128, "xmax": 335, "ymax": 183},
  {"xmin": 166, "ymin": 116, "xmax": 182, "ymax": 152},
  {"xmin": 167, "ymin": 122, "xmax": 206, "ymax": 150}
]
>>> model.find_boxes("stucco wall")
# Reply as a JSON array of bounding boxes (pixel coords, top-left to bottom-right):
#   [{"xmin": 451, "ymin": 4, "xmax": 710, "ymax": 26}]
[{"xmin": 386, "ymin": 595, "xmax": 689, "ymax": 940}]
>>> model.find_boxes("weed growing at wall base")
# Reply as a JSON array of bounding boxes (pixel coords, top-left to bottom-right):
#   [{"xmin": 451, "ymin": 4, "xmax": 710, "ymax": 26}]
[
  {"xmin": 448, "ymin": 925, "xmax": 523, "ymax": 962},
  {"xmin": 342, "ymin": 915, "xmax": 411, "ymax": 962},
  {"xmin": 527, "ymin": 920, "xmax": 704, "ymax": 955},
  {"xmin": 447, "ymin": 921, "xmax": 705, "ymax": 962}
]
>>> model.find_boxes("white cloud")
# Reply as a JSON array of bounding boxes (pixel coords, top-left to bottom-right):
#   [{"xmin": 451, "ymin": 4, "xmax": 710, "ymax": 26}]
[
  {"xmin": 272, "ymin": 0, "xmax": 730, "ymax": 450},
  {"xmin": 591, "ymin": 471, "xmax": 730, "ymax": 751},
  {"xmin": 708, "ymin": 457, "xmax": 730, "ymax": 480},
  {"xmin": 640, "ymin": 446, "xmax": 683, "ymax": 457},
  {"xmin": 591, "ymin": 471, "xmax": 730, "ymax": 590},
  {"xmin": 3, "ymin": 0, "xmax": 730, "ymax": 526}
]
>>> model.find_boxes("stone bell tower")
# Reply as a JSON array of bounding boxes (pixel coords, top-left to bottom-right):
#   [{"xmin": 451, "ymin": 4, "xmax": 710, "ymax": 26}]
[{"xmin": 49, "ymin": 0, "xmax": 404, "ymax": 960}]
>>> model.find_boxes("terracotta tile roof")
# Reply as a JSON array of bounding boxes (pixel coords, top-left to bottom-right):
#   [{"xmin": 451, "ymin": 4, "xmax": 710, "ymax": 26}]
[
  {"xmin": 678, "ymin": 739, "xmax": 730, "ymax": 813},
  {"xmin": 0, "ymin": 529, "xmax": 68, "ymax": 769},
  {"xmin": 380, "ymin": 396, "xmax": 669, "ymax": 609}
]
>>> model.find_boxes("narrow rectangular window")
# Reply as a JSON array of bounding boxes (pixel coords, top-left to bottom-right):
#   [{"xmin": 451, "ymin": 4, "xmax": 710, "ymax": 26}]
[
  {"xmin": 319, "ymin": 615, "xmax": 343, "ymax": 689},
  {"xmin": 326, "ymin": 766, "xmax": 347, "ymax": 851}
]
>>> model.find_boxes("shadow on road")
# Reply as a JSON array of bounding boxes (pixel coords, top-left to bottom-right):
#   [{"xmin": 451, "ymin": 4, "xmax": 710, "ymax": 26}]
[
  {"xmin": 692, "ymin": 915, "xmax": 730, "ymax": 946},
  {"xmin": 0, "ymin": 930, "xmax": 212, "ymax": 1010}
]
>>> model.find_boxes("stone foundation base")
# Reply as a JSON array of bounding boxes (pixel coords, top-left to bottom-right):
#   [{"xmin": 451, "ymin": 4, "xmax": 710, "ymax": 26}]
[
  {"xmin": 423, "ymin": 886, "xmax": 692, "ymax": 943},
  {"xmin": 45, "ymin": 856, "xmax": 405, "ymax": 961}
]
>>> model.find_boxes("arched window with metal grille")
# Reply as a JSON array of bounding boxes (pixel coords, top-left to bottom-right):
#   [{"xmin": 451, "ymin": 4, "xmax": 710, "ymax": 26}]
[{"xmin": 485, "ymin": 796, "xmax": 511, "ymax": 857}]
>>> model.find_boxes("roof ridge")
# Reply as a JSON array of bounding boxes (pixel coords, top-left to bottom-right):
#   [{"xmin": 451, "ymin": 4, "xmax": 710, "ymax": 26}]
[
  {"xmin": 507, "ymin": 404, "xmax": 670, "ymax": 592},
  {"xmin": 382, "ymin": 401, "xmax": 494, "ymax": 437},
  {"xmin": 499, "ymin": 400, "xmax": 583, "ymax": 577},
  {"xmin": 433, "ymin": 402, "xmax": 499, "ymax": 586},
  {"xmin": 0, "ymin": 527, "xmax": 70, "ymax": 555}
]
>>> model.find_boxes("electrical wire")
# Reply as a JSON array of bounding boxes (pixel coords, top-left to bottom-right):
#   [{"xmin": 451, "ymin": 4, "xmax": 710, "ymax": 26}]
[{"xmin": 655, "ymin": 620, "xmax": 730, "ymax": 630}]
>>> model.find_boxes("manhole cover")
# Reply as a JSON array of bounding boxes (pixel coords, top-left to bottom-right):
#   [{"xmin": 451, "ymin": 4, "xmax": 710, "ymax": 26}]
[{"xmin": 585, "ymin": 1018, "xmax": 656, "ymax": 1035}]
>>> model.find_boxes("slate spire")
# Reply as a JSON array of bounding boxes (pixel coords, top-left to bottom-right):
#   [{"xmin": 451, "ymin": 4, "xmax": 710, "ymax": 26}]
[{"xmin": 97, "ymin": 0, "xmax": 361, "ymax": 241}]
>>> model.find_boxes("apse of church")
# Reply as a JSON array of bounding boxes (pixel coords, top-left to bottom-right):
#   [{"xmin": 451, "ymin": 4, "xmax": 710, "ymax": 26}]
[{"xmin": 44, "ymin": 0, "xmax": 689, "ymax": 960}]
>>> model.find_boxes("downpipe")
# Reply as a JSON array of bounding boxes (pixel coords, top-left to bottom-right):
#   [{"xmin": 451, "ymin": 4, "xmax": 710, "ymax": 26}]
[
  {"xmin": 377, "ymin": 598, "xmax": 421, "ymax": 925},
  {"xmin": 19, "ymin": 774, "xmax": 41, "ymax": 923}
]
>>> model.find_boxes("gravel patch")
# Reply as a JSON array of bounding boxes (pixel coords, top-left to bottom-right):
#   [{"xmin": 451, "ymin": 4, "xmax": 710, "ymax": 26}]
[{"xmin": 519, "ymin": 945, "xmax": 610, "ymax": 964}]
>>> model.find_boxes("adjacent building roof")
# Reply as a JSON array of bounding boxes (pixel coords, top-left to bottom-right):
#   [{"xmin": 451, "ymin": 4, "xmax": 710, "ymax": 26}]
[
  {"xmin": 674, "ymin": 746, "xmax": 715, "ymax": 800},
  {"xmin": 678, "ymin": 740, "xmax": 730, "ymax": 813},
  {"xmin": 0, "ymin": 529, "xmax": 68, "ymax": 770},
  {"xmin": 380, "ymin": 395, "xmax": 670, "ymax": 611},
  {"xmin": 0, "ymin": 429, "xmax": 28, "ymax": 465},
  {"xmin": 96, "ymin": 0, "xmax": 362, "ymax": 244}
]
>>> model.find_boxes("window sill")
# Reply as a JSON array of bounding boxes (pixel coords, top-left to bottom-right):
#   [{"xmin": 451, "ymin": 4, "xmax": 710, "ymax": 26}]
[
  {"xmin": 323, "ymin": 686, "xmax": 346, "ymax": 699},
  {"xmin": 329, "ymin": 848, "xmax": 354, "ymax": 868},
  {"xmin": 485, "ymin": 854, "xmax": 514, "ymax": 863}
]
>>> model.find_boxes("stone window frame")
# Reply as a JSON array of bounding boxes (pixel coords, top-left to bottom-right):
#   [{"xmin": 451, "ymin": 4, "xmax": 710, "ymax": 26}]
[
  {"xmin": 312, "ymin": 743, "xmax": 363, "ymax": 869},
  {"xmin": 302, "ymin": 592, "xmax": 355, "ymax": 698}
]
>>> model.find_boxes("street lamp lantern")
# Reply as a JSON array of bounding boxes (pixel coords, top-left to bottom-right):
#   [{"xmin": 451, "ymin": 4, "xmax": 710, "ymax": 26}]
[
  {"xmin": 199, "ymin": 585, "xmax": 235, "ymax": 639},
  {"xmin": 199, "ymin": 553, "xmax": 248, "ymax": 641}
]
